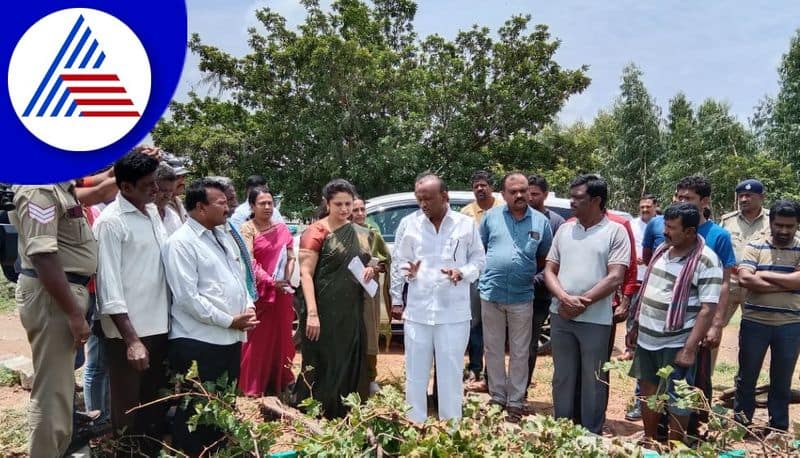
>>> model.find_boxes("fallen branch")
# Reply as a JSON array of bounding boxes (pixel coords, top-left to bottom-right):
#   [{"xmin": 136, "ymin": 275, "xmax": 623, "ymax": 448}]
[{"xmin": 259, "ymin": 396, "xmax": 324, "ymax": 435}]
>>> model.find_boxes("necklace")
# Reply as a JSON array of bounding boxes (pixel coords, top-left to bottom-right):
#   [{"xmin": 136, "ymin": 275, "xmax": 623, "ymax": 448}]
[{"xmin": 253, "ymin": 219, "xmax": 273, "ymax": 232}]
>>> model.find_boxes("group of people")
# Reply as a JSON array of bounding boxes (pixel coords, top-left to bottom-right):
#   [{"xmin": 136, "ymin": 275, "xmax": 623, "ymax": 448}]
[
  {"xmin": 10, "ymin": 150, "xmax": 297, "ymax": 456},
  {"xmin": 9, "ymin": 146, "xmax": 800, "ymax": 456},
  {"xmin": 386, "ymin": 170, "xmax": 799, "ymax": 447}
]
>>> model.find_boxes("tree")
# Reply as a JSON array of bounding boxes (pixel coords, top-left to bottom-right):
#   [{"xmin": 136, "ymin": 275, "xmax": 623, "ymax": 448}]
[
  {"xmin": 758, "ymin": 29, "xmax": 800, "ymax": 168},
  {"xmin": 603, "ymin": 64, "xmax": 663, "ymax": 211},
  {"xmin": 152, "ymin": 0, "xmax": 590, "ymax": 216},
  {"xmin": 659, "ymin": 97, "xmax": 795, "ymax": 216}
]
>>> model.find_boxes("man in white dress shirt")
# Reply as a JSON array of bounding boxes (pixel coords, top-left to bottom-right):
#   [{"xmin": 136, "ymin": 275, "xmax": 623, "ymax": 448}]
[
  {"xmin": 391, "ymin": 173, "xmax": 486, "ymax": 423},
  {"xmin": 163, "ymin": 178, "xmax": 259, "ymax": 455},
  {"xmin": 93, "ymin": 151, "xmax": 170, "ymax": 453}
]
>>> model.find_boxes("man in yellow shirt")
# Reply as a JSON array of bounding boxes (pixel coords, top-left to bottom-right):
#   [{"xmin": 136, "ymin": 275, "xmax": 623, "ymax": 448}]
[{"xmin": 460, "ymin": 170, "xmax": 503, "ymax": 390}]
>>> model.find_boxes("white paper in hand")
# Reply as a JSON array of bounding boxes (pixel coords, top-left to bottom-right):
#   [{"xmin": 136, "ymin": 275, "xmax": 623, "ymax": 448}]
[{"xmin": 348, "ymin": 256, "xmax": 379, "ymax": 297}]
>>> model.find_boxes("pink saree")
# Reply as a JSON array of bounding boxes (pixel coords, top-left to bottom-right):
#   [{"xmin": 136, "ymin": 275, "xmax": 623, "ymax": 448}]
[{"xmin": 238, "ymin": 223, "xmax": 296, "ymax": 396}]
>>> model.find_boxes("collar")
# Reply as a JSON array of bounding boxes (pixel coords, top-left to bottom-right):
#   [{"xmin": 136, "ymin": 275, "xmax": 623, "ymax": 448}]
[
  {"xmin": 503, "ymin": 204, "xmax": 532, "ymax": 220},
  {"xmin": 739, "ymin": 207, "xmax": 768, "ymax": 223},
  {"xmin": 117, "ymin": 193, "xmax": 140, "ymax": 214},
  {"xmin": 419, "ymin": 207, "xmax": 456, "ymax": 224},
  {"xmin": 576, "ymin": 215, "xmax": 608, "ymax": 231},
  {"xmin": 187, "ymin": 216, "xmax": 214, "ymax": 237},
  {"xmin": 765, "ymin": 235, "xmax": 800, "ymax": 249}
]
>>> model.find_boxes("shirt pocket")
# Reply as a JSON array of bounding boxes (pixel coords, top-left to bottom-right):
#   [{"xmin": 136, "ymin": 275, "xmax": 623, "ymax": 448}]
[{"xmin": 441, "ymin": 231, "xmax": 471, "ymax": 263}]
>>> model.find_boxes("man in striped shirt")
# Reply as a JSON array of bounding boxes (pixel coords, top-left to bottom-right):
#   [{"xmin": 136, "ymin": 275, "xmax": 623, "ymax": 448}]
[
  {"xmin": 627, "ymin": 203, "xmax": 722, "ymax": 444},
  {"xmin": 735, "ymin": 200, "xmax": 800, "ymax": 433}
]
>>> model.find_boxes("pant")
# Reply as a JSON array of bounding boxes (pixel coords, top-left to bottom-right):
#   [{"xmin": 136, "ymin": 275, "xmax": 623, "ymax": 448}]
[
  {"xmin": 169, "ymin": 338, "xmax": 242, "ymax": 456},
  {"xmin": 734, "ymin": 319, "xmax": 800, "ymax": 431},
  {"xmin": 367, "ymin": 354, "xmax": 378, "ymax": 382},
  {"xmin": 710, "ymin": 281, "xmax": 745, "ymax": 371},
  {"xmin": 107, "ymin": 334, "xmax": 169, "ymax": 454},
  {"xmin": 482, "ymin": 299, "xmax": 533, "ymax": 408},
  {"xmin": 83, "ymin": 292, "xmax": 110, "ymax": 422},
  {"xmin": 466, "ymin": 283, "xmax": 483, "ymax": 375},
  {"xmin": 688, "ymin": 344, "xmax": 713, "ymax": 435},
  {"xmin": 16, "ymin": 276, "xmax": 88, "ymax": 458},
  {"xmin": 83, "ymin": 330, "xmax": 110, "ymax": 421},
  {"xmin": 404, "ymin": 320, "xmax": 470, "ymax": 423},
  {"xmin": 550, "ymin": 313, "xmax": 611, "ymax": 434},
  {"xmin": 526, "ymin": 303, "xmax": 550, "ymax": 389}
]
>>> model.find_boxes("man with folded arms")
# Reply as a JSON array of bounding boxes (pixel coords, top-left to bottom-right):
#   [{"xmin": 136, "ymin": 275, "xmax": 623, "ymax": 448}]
[{"xmin": 734, "ymin": 200, "xmax": 800, "ymax": 434}]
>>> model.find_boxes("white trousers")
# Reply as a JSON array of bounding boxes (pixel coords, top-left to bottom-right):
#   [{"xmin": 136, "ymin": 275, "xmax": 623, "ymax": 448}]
[{"xmin": 404, "ymin": 320, "xmax": 470, "ymax": 423}]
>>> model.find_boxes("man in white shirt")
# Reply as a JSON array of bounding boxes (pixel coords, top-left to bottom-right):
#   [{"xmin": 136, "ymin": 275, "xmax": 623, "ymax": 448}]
[
  {"xmin": 391, "ymin": 173, "xmax": 486, "ymax": 423},
  {"xmin": 229, "ymin": 175, "xmax": 284, "ymax": 229},
  {"xmin": 162, "ymin": 178, "xmax": 259, "ymax": 455},
  {"xmin": 154, "ymin": 162, "xmax": 183, "ymax": 236},
  {"xmin": 93, "ymin": 151, "xmax": 170, "ymax": 453}
]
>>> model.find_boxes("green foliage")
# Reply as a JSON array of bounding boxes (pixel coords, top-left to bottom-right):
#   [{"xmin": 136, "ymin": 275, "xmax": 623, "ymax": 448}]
[
  {"xmin": 0, "ymin": 408, "xmax": 27, "ymax": 455},
  {"xmin": 153, "ymin": 0, "xmax": 589, "ymax": 217},
  {"xmin": 295, "ymin": 385, "xmax": 639, "ymax": 457},
  {"xmin": 601, "ymin": 63, "xmax": 664, "ymax": 210},
  {"xmin": 172, "ymin": 371, "xmax": 280, "ymax": 457},
  {"xmin": 759, "ymin": 29, "xmax": 800, "ymax": 168},
  {"xmin": 598, "ymin": 65, "xmax": 797, "ymax": 215},
  {"xmin": 605, "ymin": 362, "xmax": 796, "ymax": 457},
  {"xmin": 0, "ymin": 277, "xmax": 16, "ymax": 314},
  {"xmin": 0, "ymin": 367, "xmax": 19, "ymax": 387},
  {"xmin": 156, "ymin": 0, "xmax": 800, "ymax": 220}
]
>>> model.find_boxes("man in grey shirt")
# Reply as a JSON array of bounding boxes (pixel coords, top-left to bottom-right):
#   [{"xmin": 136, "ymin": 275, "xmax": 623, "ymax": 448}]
[{"xmin": 543, "ymin": 174, "xmax": 630, "ymax": 434}]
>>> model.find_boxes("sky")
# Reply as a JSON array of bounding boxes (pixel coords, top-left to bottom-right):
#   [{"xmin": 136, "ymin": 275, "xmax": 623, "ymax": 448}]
[{"xmin": 179, "ymin": 0, "xmax": 800, "ymax": 125}]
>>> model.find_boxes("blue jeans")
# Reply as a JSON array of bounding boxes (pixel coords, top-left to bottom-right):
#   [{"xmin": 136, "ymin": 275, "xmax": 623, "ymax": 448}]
[
  {"xmin": 734, "ymin": 319, "xmax": 800, "ymax": 431},
  {"xmin": 82, "ymin": 293, "xmax": 110, "ymax": 422}
]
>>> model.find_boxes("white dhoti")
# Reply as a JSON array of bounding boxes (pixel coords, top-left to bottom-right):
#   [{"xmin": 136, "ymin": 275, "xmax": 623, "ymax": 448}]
[{"xmin": 404, "ymin": 320, "xmax": 471, "ymax": 423}]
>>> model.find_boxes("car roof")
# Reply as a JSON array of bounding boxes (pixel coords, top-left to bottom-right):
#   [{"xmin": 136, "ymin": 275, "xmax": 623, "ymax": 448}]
[
  {"xmin": 364, "ymin": 191, "xmax": 633, "ymax": 220},
  {"xmin": 365, "ymin": 191, "xmax": 572, "ymax": 211}
]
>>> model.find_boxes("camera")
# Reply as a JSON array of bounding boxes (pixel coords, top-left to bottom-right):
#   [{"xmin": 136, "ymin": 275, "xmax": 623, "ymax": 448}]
[
  {"xmin": 0, "ymin": 184, "xmax": 14, "ymax": 212},
  {"xmin": 0, "ymin": 184, "xmax": 18, "ymax": 282}
]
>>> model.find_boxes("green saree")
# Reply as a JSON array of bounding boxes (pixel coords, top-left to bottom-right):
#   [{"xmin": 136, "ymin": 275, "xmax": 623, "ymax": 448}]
[{"xmin": 293, "ymin": 221, "xmax": 373, "ymax": 418}]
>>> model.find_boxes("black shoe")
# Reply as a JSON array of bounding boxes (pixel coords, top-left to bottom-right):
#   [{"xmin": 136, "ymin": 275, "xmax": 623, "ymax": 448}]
[{"xmin": 625, "ymin": 404, "xmax": 642, "ymax": 421}]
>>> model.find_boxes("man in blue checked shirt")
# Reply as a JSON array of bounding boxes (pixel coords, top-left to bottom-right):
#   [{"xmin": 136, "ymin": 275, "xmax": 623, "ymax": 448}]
[{"xmin": 478, "ymin": 172, "xmax": 552, "ymax": 423}]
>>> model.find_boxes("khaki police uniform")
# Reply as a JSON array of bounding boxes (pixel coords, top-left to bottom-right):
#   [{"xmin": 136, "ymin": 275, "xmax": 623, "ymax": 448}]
[
  {"xmin": 719, "ymin": 207, "xmax": 769, "ymax": 324},
  {"xmin": 9, "ymin": 182, "xmax": 97, "ymax": 457}
]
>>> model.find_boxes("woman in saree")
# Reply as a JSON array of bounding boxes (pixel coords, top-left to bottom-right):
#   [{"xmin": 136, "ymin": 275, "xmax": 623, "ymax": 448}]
[
  {"xmin": 238, "ymin": 187, "xmax": 296, "ymax": 396},
  {"xmin": 293, "ymin": 179, "xmax": 376, "ymax": 418},
  {"xmin": 351, "ymin": 197, "xmax": 391, "ymax": 394}
]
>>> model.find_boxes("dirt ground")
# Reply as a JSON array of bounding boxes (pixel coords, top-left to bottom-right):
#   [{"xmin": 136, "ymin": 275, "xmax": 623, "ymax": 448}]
[{"xmin": 0, "ymin": 308, "xmax": 798, "ymax": 453}]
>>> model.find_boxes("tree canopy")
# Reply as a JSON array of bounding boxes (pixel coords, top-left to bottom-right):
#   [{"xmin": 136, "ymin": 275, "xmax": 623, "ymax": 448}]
[{"xmin": 154, "ymin": 0, "xmax": 800, "ymax": 218}]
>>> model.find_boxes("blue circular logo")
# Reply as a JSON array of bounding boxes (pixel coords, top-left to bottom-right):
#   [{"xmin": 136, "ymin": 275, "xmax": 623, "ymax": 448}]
[{"xmin": 3, "ymin": 1, "xmax": 187, "ymax": 183}]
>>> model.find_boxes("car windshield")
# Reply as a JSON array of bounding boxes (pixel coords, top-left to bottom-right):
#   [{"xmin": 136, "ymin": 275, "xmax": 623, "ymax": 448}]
[{"xmin": 366, "ymin": 201, "xmax": 470, "ymax": 243}]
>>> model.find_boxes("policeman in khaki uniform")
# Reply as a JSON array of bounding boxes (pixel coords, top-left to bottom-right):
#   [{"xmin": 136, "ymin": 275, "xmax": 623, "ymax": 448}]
[
  {"xmin": 9, "ymin": 182, "xmax": 97, "ymax": 457},
  {"xmin": 719, "ymin": 179, "xmax": 770, "ymax": 326}
]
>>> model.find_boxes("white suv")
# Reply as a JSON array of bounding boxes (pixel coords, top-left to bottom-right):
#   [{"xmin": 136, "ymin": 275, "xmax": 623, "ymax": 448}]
[{"xmin": 292, "ymin": 191, "xmax": 631, "ymax": 353}]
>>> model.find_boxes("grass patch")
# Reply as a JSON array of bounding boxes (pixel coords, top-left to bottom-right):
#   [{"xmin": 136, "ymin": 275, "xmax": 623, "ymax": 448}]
[
  {"xmin": 0, "ymin": 276, "xmax": 15, "ymax": 314},
  {"xmin": 713, "ymin": 361, "xmax": 768, "ymax": 391},
  {"xmin": 0, "ymin": 367, "xmax": 19, "ymax": 387},
  {"xmin": 0, "ymin": 408, "xmax": 27, "ymax": 455}
]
